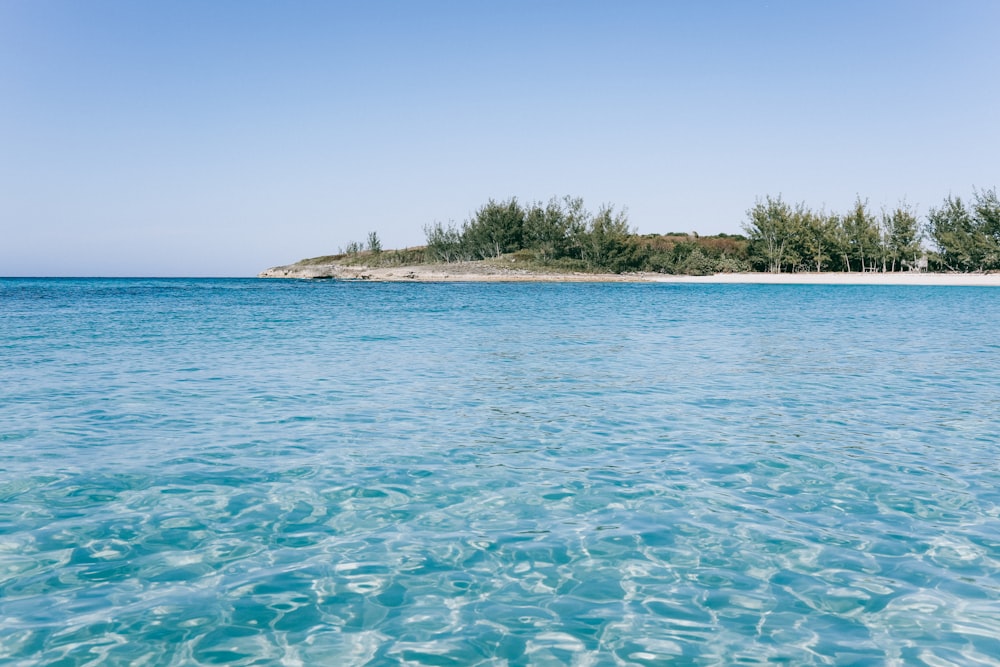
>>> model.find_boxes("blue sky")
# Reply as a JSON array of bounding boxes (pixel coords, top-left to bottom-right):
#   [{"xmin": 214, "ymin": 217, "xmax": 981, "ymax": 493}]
[{"xmin": 2, "ymin": 1, "xmax": 998, "ymax": 276}]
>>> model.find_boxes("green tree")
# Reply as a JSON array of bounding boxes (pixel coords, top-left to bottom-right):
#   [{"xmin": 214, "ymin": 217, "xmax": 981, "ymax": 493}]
[
  {"xmin": 881, "ymin": 203, "xmax": 921, "ymax": 272},
  {"xmin": 367, "ymin": 231, "xmax": 382, "ymax": 255},
  {"xmin": 423, "ymin": 221, "xmax": 466, "ymax": 263},
  {"xmin": 743, "ymin": 195, "xmax": 796, "ymax": 273},
  {"xmin": 972, "ymin": 187, "xmax": 1000, "ymax": 270},
  {"xmin": 462, "ymin": 197, "xmax": 526, "ymax": 259},
  {"xmin": 927, "ymin": 189, "xmax": 1000, "ymax": 271},
  {"xmin": 579, "ymin": 204, "xmax": 632, "ymax": 270},
  {"xmin": 796, "ymin": 210, "xmax": 839, "ymax": 272},
  {"xmin": 523, "ymin": 197, "xmax": 572, "ymax": 261},
  {"xmin": 841, "ymin": 198, "xmax": 880, "ymax": 272},
  {"xmin": 926, "ymin": 195, "xmax": 981, "ymax": 271},
  {"xmin": 561, "ymin": 196, "xmax": 593, "ymax": 261},
  {"xmin": 340, "ymin": 240, "xmax": 362, "ymax": 256}
]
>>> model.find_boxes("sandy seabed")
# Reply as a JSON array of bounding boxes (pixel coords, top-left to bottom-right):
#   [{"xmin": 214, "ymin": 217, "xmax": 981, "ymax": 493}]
[{"xmin": 259, "ymin": 262, "xmax": 1000, "ymax": 286}]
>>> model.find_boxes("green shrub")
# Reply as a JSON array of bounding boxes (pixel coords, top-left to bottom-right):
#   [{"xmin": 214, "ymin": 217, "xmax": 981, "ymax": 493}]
[
  {"xmin": 713, "ymin": 256, "xmax": 749, "ymax": 273},
  {"xmin": 545, "ymin": 257, "xmax": 592, "ymax": 272}
]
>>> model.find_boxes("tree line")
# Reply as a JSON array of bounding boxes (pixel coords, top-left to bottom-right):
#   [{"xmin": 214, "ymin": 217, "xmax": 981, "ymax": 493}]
[
  {"xmin": 335, "ymin": 187, "xmax": 999, "ymax": 275},
  {"xmin": 743, "ymin": 188, "xmax": 1000, "ymax": 273},
  {"xmin": 423, "ymin": 196, "xmax": 749, "ymax": 275}
]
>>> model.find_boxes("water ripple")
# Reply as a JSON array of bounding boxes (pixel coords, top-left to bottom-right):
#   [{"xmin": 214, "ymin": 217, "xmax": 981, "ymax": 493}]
[{"xmin": 2, "ymin": 279, "xmax": 1000, "ymax": 664}]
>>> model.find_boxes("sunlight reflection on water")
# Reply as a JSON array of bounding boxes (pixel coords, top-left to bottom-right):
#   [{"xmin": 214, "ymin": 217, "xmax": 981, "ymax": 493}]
[{"xmin": 1, "ymin": 279, "xmax": 999, "ymax": 664}]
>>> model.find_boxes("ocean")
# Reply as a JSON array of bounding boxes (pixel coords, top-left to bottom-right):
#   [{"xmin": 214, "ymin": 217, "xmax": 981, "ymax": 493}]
[{"xmin": 2, "ymin": 278, "xmax": 999, "ymax": 665}]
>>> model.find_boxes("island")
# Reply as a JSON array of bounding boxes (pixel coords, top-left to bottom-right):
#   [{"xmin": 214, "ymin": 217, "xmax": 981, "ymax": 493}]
[{"xmin": 259, "ymin": 190, "xmax": 1000, "ymax": 283}]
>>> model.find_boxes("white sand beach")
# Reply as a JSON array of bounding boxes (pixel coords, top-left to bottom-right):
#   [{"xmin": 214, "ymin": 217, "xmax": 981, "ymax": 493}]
[{"xmin": 650, "ymin": 272, "xmax": 1000, "ymax": 286}]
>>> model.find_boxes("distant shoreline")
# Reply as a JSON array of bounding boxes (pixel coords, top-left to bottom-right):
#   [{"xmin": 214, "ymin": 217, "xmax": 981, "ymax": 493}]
[{"xmin": 257, "ymin": 262, "xmax": 1000, "ymax": 286}]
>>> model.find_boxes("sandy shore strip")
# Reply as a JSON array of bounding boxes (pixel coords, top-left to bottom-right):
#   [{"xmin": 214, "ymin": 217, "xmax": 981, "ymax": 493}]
[
  {"xmin": 651, "ymin": 272, "xmax": 1000, "ymax": 286},
  {"xmin": 258, "ymin": 262, "xmax": 1000, "ymax": 286}
]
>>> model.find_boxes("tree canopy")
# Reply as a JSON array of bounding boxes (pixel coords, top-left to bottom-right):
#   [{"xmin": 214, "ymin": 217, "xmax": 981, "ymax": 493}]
[
  {"xmin": 423, "ymin": 196, "xmax": 749, "ymax": 275},
  {"xmin": 345, "ymin": 187, "xmax": 1000, "ymax": 275}
]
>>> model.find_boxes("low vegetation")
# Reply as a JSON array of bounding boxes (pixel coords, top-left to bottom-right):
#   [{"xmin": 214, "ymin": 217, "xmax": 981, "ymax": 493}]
[{"xmin": 323, "ymin": 187, "xmax": 1000, "ymax": 275}]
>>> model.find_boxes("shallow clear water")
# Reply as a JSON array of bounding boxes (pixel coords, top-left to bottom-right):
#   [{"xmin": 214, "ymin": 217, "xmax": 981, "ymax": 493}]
[{"xmin": 2, "ymin": 278, "xmax": 999, "ymax": 665}]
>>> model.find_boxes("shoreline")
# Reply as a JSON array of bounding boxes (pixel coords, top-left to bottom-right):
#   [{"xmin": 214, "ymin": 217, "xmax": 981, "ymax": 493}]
[
  {"xmin": 258, "ymin": 262, "xmax": 1000, "ymax": 286},
  {"xmin": 650, "ymin": 272, "xmax": 1000, "ymax": 286}
]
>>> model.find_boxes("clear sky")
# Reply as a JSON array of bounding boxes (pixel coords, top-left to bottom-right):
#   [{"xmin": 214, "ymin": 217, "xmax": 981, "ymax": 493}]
[{"xmin": 2, "ymin": 1, "xmax": 998, "ymax": 276}]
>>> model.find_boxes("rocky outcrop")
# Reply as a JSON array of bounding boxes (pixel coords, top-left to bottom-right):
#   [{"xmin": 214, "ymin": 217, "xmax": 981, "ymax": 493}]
[{"xmin": 257, "ymin": 262, "xmax": 349, "ymax": 279}]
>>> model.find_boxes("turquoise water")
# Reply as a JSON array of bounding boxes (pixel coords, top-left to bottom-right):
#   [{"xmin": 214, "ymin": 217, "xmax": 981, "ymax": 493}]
[{"xmin": 2, "ymin": 278, "xmax": 999, "ymax": 665}]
